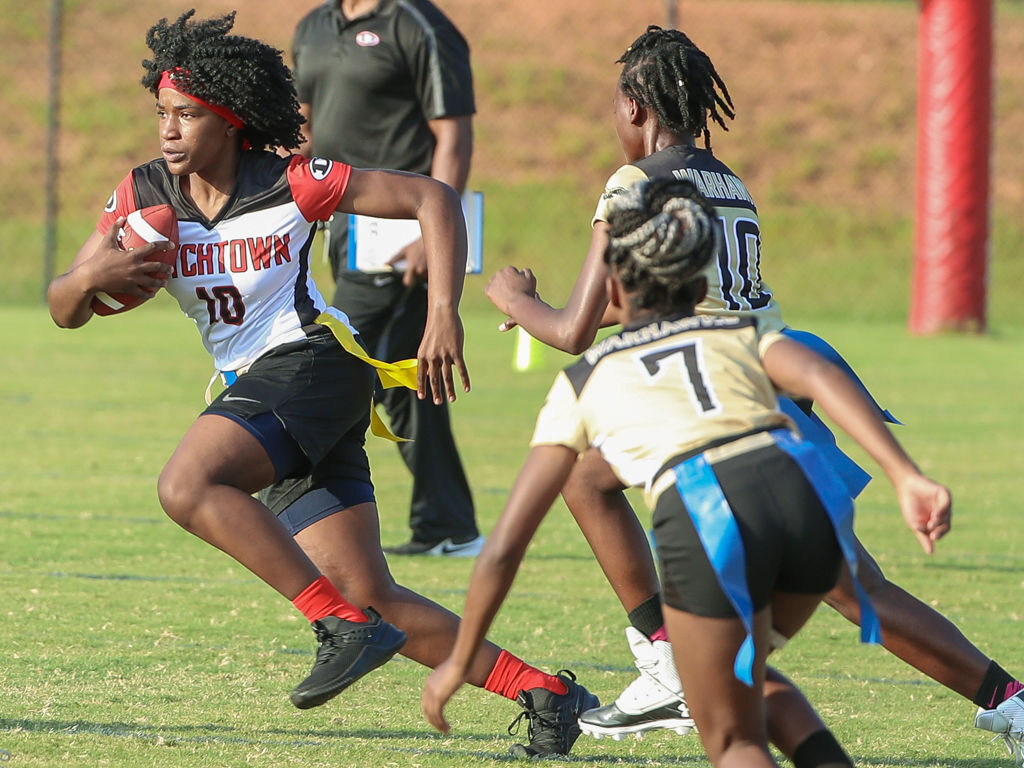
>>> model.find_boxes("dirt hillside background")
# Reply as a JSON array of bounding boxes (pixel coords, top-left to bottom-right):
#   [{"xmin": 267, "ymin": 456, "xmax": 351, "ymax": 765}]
[
  {"xmin": 3, "ymin": 1, "xmax": 1022, "ymax": 215},
  {"xmin": 1, "ymin": 1, "xmax": 1022, "ymax": 316}
]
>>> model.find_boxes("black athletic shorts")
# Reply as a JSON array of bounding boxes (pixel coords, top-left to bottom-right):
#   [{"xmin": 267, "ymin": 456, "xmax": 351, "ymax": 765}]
[
  {"xmin": 204, "ymin": 326, "xmax": 377, "ymax": 534},
  {"xmin": 653, "ymin": 440, "xmax": 843, "ymax": 618}
]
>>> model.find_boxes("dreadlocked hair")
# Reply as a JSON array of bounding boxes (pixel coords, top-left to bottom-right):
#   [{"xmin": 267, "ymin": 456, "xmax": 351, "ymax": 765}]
[
  {"xmin": 604, "ymin": 177, "xmax": 719, "ymax": 314},
  {"xmin": 140, "ymin": 9, "xmax": 304, "ymax": 151},
  {"xmin": 617, "ymin": 25, "xmax": 734, "ymax": 149}
]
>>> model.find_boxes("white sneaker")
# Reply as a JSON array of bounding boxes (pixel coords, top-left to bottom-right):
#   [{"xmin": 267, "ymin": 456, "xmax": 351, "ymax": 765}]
[
  {"xmin": 383, "ymin": 534, "xmax": 485, "ymax": 558},
  {"xmin": 427, "ymin": 534, "xmax": 485, "ymax": 557},
  {"xmin": 976, "ymin": 692, "xmax": 1024, "ymax": 765},
  {"xmin": 579, "ymin": 627, "xmax": 694, "ymax": 740}
]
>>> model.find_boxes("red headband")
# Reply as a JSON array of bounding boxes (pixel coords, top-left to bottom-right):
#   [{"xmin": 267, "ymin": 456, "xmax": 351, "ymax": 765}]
[{"xmin": 159, "ymin": 69, "xmax": 245, "ymax": 130}]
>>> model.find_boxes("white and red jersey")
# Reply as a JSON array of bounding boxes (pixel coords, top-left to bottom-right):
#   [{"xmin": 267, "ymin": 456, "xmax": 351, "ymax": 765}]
[{"xmin": 97, "ymin": 152, "xmax": 355, "ymax": 372}]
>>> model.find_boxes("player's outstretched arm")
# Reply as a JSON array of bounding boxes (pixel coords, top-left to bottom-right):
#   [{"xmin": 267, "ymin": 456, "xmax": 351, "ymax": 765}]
[
  {"xmin": 486, "ymin": 222, "xmax": 613, "ymax": 355},
  {"xmin": 338, "ymin": 168, "xmax": 470, "ymax": 402},
  {"xmin": 48, "ymin": 220, "xmax": 173, "ymax": 329},
  {"xmin": 762, "ymin": 337, "xmax": 952, "ymax": 553},
  {"xmin": 421, "ymin": 444, "xmax": 578, "ymax": 733}
]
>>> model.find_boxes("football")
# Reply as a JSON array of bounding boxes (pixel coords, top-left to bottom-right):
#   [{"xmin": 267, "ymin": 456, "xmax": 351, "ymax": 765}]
[{"xmin": 91, "ymin": 205, "xmax": 179, "ymax": 316}]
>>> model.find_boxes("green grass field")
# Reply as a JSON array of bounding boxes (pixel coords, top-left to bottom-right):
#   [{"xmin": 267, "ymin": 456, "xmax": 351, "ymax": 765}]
[
  {"xmin": 4, "ymin": 0, "xmax": 1023, "ymax": 763},
  {"xmin": 2, "ymin": 302, "xmax": 1023, "ymax": 767}
]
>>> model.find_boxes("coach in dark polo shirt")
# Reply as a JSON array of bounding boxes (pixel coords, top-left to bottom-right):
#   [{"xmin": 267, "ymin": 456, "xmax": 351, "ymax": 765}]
[{"xmin": 292, "ymin": 0, "xmax": 483, "ymax": 558}]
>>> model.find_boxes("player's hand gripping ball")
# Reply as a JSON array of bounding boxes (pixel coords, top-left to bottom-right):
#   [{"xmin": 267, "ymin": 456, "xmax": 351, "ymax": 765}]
[{"xmin": 91, "ymin": 205, "xmax": 178, "ymax": 316}]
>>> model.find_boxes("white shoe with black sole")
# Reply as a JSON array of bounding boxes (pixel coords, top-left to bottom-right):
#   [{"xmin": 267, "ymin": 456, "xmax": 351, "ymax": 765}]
[{"xmin": 579, "ymin": 627, "xmax": 695, "ymax": 740}]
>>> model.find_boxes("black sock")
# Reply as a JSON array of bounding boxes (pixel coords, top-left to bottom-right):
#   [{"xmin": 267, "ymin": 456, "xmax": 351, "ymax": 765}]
[
  {"xmin": 973, "ymin": 660, "xmax": 1020, "ymax": 708},
  {"xmin": 791, "ymin": 729, "xmax": 852, "ymax": 768},
  {"xmin": 626, "ymin": 594, "xmax": 664, "ymax": 639}
]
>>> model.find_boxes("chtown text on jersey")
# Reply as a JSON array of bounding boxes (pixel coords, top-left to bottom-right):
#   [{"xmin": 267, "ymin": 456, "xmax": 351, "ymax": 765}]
[{"xmin": 171, "ymin": 234, "xmax": 293, "ymax": 278}]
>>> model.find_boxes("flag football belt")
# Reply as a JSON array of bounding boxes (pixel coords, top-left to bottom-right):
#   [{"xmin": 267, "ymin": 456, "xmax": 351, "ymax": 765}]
[
  {"xmin": 204, "ymin": 367, "xmax": 253, "ymax": 407},
  {"xmin": 314, "ymin": 312, "xmax": 417, "ymax": 442},
  {"xmin": 648, "ymin": 428, "xmax": 881, "ymax": 686},
  {"xmin": 203, "ymin": 312, "xmax": 419, "ymax": 443}
]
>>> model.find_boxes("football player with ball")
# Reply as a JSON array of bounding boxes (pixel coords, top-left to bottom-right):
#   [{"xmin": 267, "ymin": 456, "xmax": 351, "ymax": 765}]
[{"xmin": 46, "ymin": 11, "xmax": 596, "ymax": 756}]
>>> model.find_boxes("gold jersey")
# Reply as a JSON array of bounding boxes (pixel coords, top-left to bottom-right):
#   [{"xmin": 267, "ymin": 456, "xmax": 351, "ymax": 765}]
[
  {"xmin": 593, "ymin": 145, "xmax": 785, "ymax": 334},
  {"xmin": 531, "ymin": 315, "xmax": 794, "ymax": 492}
]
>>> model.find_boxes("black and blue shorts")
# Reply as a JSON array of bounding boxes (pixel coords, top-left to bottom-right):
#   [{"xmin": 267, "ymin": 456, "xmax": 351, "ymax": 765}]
[
  {"xmin": 652, "ymin": 433, "xmax": 843, "ymax": 619},
  {"xmin": 204, "ymin": 326, "xmax": 377, "ymax": 535}
]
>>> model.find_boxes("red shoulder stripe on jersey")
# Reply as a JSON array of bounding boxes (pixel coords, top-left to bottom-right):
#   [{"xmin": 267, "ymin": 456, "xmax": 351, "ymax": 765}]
[
  {"xmin": 96, "ymin": 170, "xmax": 141, "ymax": 236},
  {"xmin": 287, "ymin": 155, "xmax": 352, "ymax": 223}
]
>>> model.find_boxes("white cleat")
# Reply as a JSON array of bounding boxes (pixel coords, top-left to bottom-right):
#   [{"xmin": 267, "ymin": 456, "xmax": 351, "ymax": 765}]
[
  {"xmin": 579, "ymin": 627, "xmax": 695, "ymax": 740},
  {"xmin": 976, "ymin": 692, "xmax": 1024, "ymax": 766},
  {"xmin": 976, "ymin": 707, "xmax": 1011, "ymax": 734}
]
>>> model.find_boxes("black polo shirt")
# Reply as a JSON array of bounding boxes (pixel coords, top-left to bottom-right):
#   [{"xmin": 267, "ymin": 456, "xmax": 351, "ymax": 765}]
[{"xmin": 293, "ymin": 0, "xmax": 475, "ymax": 176}]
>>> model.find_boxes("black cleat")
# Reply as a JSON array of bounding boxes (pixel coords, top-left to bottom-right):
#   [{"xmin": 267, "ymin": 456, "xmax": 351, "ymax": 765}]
[
  {"xmin": 507, "ymin": 670, "xmax": 599, "ymax": 759},
  {"xmin": 289, "ymin": 607, "xmax": 406, "ymax": 710}
]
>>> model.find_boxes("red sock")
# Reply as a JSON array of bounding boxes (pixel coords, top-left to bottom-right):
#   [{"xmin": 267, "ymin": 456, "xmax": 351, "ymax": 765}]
[
  {"xmin": 291, "ymin": 576, "xmax": 367, "ymax": 623},
  {"xmin": 650, "ymin": 625, "xmax": 669, "ymax": 642},
  {"xmin": 483, "ymin": 650, "xmax": 568, "ymax": 700}
]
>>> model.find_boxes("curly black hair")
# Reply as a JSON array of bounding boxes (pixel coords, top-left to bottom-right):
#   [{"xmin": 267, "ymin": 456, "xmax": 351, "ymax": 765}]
[
  {"xmin": 604, "ymin": 177, "xmax": 719, "ymax": 314},
  {"xmin": 140, "ymin": 9, "xmax": 304, "ymax": 151},
  {"xmin": 617, "ymin": 26, "xmax": 734, "ymax": 150}
]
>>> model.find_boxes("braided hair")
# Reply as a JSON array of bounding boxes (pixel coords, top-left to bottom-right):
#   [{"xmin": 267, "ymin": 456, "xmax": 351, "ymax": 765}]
[
  {"xmin": 140, "ymin": 10, "xmax": 304, "ymax": 151},
  {"xmin": 604, "ymin": 177, "xmax": 719, "ymax": 314},
  {"xmin": 617, "ymin": 26, "xmax": 734, "ymax": 149}
]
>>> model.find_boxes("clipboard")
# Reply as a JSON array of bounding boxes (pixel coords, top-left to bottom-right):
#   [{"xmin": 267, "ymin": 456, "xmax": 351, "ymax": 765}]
[{"xmin": 346, "ymin": 191, "xmax": 483, "ymax": 274}]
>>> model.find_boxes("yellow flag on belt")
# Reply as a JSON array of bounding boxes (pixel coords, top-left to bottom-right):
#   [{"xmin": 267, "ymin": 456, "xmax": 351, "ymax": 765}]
[{"xmin": 315, "ymin": 312, "xmax": 416, "ymax": 442}]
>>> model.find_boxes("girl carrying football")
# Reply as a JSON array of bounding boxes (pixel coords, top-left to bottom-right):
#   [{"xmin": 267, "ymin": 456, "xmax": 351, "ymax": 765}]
[{"xmin": 47, "ymin": 11, "xmax": 595, "ymax": 757}]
